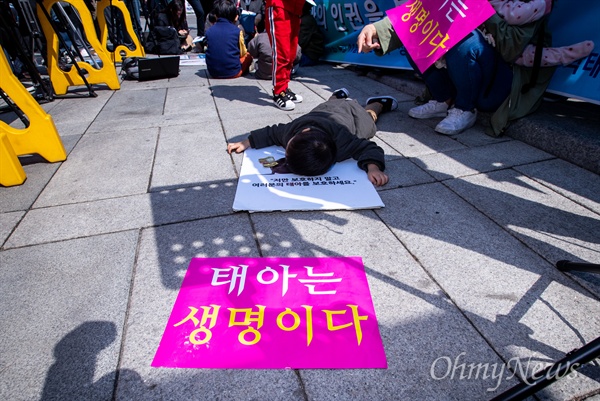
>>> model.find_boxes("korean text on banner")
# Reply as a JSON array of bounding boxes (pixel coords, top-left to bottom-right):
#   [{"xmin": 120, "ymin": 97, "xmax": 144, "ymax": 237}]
[
  {"xmin": 387, "ymin": 0, "xmax": 495, "ymax": 73},
  {"xmin": 152, "ymin": 257, "xmax": 387, "ymax": 369}
]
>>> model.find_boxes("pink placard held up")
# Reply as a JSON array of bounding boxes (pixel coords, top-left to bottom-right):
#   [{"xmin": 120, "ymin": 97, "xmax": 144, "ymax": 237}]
[
  {"xmin": 387, "ymin": 0, "xmax": 495, "ymax": 73},
  {"xmin": 152, "ymin": 257, "xmax": 387, "ymax": 369}
]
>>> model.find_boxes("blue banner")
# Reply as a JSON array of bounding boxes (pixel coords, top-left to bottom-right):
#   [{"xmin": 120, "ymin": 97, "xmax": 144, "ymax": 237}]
[
  {"xmin": 314, "ymin": 0, "xmax": 412, "ymax": 69},
  {"xmin": 315, "ymin": 0, "xmax": 599, "ymax": 104},
  {"xmin": 546, "ymin": 1, "xmax": 599, "ymax": 104}
]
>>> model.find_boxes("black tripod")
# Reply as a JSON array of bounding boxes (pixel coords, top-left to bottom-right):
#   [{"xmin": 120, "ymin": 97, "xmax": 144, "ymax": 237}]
[
  {"xmin": 490, "ymin": 260, "xmax": 600, "ymax": 401},
  {"xmin": 35, "ymin": 0, "xmax": 97, "ymax": 97},
  {"xmin": 140, "ymin": 0, "xmax": 168, "ymax": 50},
  {"xmin": 0, "ymin": 0, "xmax": 53, "ymax": 103}
]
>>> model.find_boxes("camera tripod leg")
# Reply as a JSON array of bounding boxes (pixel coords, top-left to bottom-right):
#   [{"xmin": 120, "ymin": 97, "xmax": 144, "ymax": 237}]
[{"xmin": 36, "ymin": 0, "xmax": 97, "ymax": 97}]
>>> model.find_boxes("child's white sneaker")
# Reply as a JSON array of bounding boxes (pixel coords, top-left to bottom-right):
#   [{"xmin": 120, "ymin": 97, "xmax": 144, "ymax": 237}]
[
  {"xmin": 435, "ymin": 108, "xmax": 477, "ymax": 135},
  {"xmin": 273, "ymin": 92, "xmax": 295, "ymax": 111},
  {"xmin": 408, "ymin": 100, "xmax": 448, "ymax": 119}
]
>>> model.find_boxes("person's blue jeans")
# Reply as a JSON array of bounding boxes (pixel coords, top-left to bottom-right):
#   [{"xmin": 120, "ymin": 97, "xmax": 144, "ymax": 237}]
[{"xmin": 422, "ymin": 29, "xmax": 513, "ymax": 112}]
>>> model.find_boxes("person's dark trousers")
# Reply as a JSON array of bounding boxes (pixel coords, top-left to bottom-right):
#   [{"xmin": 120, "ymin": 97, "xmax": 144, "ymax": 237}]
[
  {"xmin": 187, "ymin": 0, "xmax": 212, "ymax": 36},
  {"xmin": 420, "ymin": 30, "xmax": 513, "ymax": 112},
  {"xmin": 186, "ymin": 0, "xmax": 205, "ymax": 37}
]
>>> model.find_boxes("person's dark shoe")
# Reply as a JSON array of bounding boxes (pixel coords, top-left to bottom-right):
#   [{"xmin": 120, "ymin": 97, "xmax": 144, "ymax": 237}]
[
  {"xmin": 332, "ymin": 88, "xmax": 350, "ymax": 99},
  {"xmin": 366, "ymin": 96, "xmax": 398, "ymax": 113},
  {"xmin": 285, "ymin": 88, "xmax": 303, "ymax": 103}
]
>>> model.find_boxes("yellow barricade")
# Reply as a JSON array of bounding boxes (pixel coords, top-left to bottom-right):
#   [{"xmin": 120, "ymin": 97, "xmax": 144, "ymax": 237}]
[
  {"xmin": 97, "ymin": 0, "xmax": 145, "ymax": 62},
  {"xmin": 37, "ymin": 0, "xmax": 120, "ymax": 95},
  {"xmin": 0, "ymin": 45, "xmax": 67, "ymax": 187}
]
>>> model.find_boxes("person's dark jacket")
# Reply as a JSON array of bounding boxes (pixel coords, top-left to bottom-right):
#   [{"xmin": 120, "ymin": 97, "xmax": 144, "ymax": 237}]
[
  {"xmin": 205, "ymin": 18, "xmax": 242, "ymax": 78},
  {"xmin": 248, "ymin": 100, "xmax": 385, "ymax": 172},
  {"xmin": 298, "ymin": 12, "xmax": 324, "ymax": 62}
]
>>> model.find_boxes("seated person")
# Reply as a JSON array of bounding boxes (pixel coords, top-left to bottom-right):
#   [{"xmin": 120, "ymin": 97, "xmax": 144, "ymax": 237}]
[
  {"xmin": 205, "ymin": 0, "xmax": 253, "ymax": 79},
  {"xmin": 227, "ymin": 89, "xmax": 398, "ymax": 187},
  {"xmin": 155, "ymin": 0, "xmax": 193, "ymax": 52},
  {"xmin": 247, "ymin": 17, "xmax": 300, "ymax": 80},
  {"xmin": 489, "ymin": 0, "xmax": 594, "ymax": 67},
  {"xmin": 298, "ymin": 2, "xmax": 325, "ymax": 66}
]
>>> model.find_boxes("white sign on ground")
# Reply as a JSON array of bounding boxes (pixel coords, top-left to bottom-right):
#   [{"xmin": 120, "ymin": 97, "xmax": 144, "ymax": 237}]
[{"xmin": 232, "ymin": 146, "xmax": 385, "ymax": 212}]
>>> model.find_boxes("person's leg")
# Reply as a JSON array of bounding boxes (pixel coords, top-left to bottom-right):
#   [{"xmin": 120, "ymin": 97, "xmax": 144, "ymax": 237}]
[
  {"xmin": 268, "ymin": 6, "xmax": 297, "ymax": 96},
  {"xmin": 446, "ymin": 29, "xmax": 512, "ymax": 112},
  {"xmin": 444, "ymin": 30, "xmax": 491, "ymax": 112},
  {"xmin": 266, "ymin": 5, "xmax": 295, "ymax": 110},
  {"xmin": 475, "ymin": 56, "xmax": 512, "ymax": 112},
  {"xmin": 283, "ymin": 13, "xmax": 302, "ymax": 101},
  {"xmin": 434, "ymin": 30, "xmax": 504, "ymax": 135},
  {"xmin": 489, "ymin": 0, "xmax": 550, "ymax": 26},
  {"xmin": 407, "ymin": 57, "xmax": 455, "ymax": 119},
  {"xmin": 365, "ymin": 96, "xmax": 398, "ymax": 124},
  {"xmin": 515, "ymin": 41, "xmax": 595, "ymax": 67},
  {"xmin": 186, "ymin": 0, "xmax": 205, "ymax": 37}
]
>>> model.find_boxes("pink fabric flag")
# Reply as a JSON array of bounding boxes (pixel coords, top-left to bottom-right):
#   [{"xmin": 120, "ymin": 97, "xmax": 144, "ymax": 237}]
[
  {"xmin": 387, "ymin": 0, "xmax": 496, "ymax": 73},
  {"xmin": 152, "ymin": 257, "xmax": 387, "ymax": 369}
]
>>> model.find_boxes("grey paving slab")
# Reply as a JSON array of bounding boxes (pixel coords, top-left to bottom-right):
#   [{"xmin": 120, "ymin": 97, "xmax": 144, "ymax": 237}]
[
  {"xmin": 85, "ymin": 87, "xmax": 211, "ymax": 133},
  {"xmin": 4, "ymin": 180, "xmax": 236, "ymax": 248},
  {"xmin": 163, "ymin": 83, "xmax": 217, "ymax": 118},
  {"xmin": 222, "ymin": 110, "xmax": 292, "ymax": 142},
  {"xmin": 249, "ymin": 209, "xmax": 518, "ymax": 400},
  {"xmin": 117, "ymin": 215, "xmax": 304, "ymax": 400},
  {"xmin": 377, "ymin": 117, "xmax": 467, "ymax": 158},
  {"xmin": 514, "ymin": 158, "xmax": 600, "ymax": 214},
  {"xmin": 0, "ymin": 210, "xmax": 24, "ymax": 246},
  {"xmin": 118, "ymin": 68, "xmax": 209, "ymax": 91},
  {"xmin": 34, "ymin": 128, "xmax": 158, "ymax": 207},
  {"xmin": 415, "ymin": 140, "xmax": 554, "ymax": 180},
  {"xmin": 376, "ymin": 183, "xmax": 600, "ymax": 399},
  {"xmin": 42, "ymin": 89, "xmax": 114, "ymax": 137},
  {"xmin": 454, "ymin": 127, "xmax": 513, "ymax": 148},
  {"xmin": 381, "ymin": 157, "xmax": 435, "ymax": 190},
  {"xmin": 211, "ymin": 81, "xmax": 276, "ymax": 112},
  {"xmin": 445, "ymin": 168, "xmax": 600, "ymax": 297},
  {"xmin": 2, "ymin": 57, "xmax": 599, "ymax": 401},
  {"xmin": 0, "ymin": 231, "xmax": 138, "ymax": 401},
  {"xmin": 0, "ymin": 134, "xmax": 80, "ymax": 213},
  {"xmin": 151, "ymin": 122, "xmax": 237, "ymax": 188},
  {"xmin": 372, "ymin": 138, "xmax": 403, "ymax": 166}
]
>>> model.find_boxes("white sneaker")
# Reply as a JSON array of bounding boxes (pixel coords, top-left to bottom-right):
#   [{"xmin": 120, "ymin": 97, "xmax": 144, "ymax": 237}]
[
  {"xmin": 286, "ymin": 88, "xmax": 303, "ymax": 103},
  {"xmin": 435, "ymin": 108, "xmax": 477, "ymax": 135},
  {"xmin": 273, "ymin": 92, "xmax": 295, "ymax": 111},
  {"xmin": 408, "ymin": 100, "xmax": 448, "ymax": 119}
]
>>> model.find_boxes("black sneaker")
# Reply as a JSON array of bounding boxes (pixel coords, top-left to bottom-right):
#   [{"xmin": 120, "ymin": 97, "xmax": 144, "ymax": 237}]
[
  {"xmin": 273, "ymin": 92, "xmax": 295, "ymax": 111},
  {"xmin": 285, "ymin": 88, "xmax": 303, "ymax": 103},
  {"xmin": 366, "ymin": 96, "xmax": 398, "ymax": 113},
  {"xmin": 332, "ymin": 88, "xmax": 350, "ymax": 99}
]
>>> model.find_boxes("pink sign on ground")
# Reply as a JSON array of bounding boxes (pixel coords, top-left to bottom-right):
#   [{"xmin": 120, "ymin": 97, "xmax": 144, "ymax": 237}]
[
  {"xmin": 387, "ymin": 0, "xmax": 495, "ymax": 73},
  {"xmin": 152, "ymin": 257, "xmax": 387, "ymax": 369}
]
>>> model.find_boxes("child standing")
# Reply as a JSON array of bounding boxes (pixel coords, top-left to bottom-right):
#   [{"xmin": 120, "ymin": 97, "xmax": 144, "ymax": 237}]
[
  {"xmin": 247, "ymin": 17, "xmax": 301, "ymax": 80},
  {"xmin": 205, "ymin": 0, "xmax": 253, "ymax": 79}
]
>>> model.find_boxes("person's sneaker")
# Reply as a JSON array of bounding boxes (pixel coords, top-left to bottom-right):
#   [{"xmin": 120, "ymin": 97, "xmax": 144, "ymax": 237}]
[
  {"xmin": 408, "ymin": 100, "xmax": 448, "ymax": 119},
  {"xmin": 366, "ymin": 96, "xmax": 398, "ymax": 113},
  {"xmin": 332, "ymin": 88, "xmax": 350, "ymax": 99},
  {"xmin": 435, "ymin": 108, "xmax": 477, "ymax": 135},
  {"xmin": 285, "ymin": 88, "xmax": 303, "ymax": 103},
  {"xmin": 273, "ymin": 92, "xmax": 295, "ymax": 111}
]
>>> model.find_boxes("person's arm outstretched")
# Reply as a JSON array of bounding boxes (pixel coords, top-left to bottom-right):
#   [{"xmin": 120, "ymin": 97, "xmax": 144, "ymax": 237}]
[
  {"xmin": 227, "ymin": 138, "xmax": 251, "ymax": 154},
  {"xmin": 367, "ymin": 163, "xmax": 388, "ymax": 187},
  {"xmin": 357, "ymin": 24, "xmax": 381, "ymax": 53}
]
